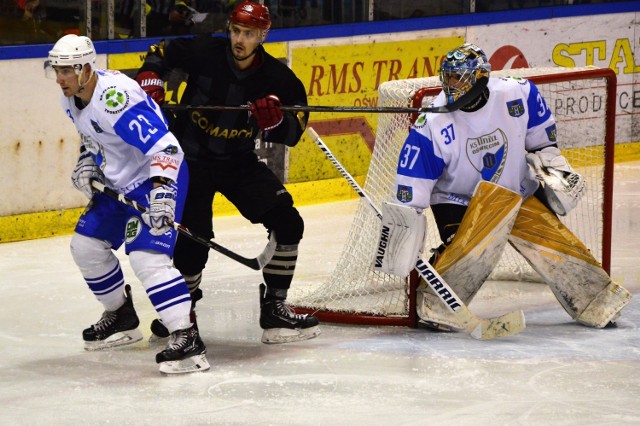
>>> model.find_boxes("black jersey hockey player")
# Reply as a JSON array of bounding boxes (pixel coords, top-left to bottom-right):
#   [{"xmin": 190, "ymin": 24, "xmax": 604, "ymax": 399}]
[{"xmin": 136, "ymin": 0, "xmax": 320, "ymax": 344}]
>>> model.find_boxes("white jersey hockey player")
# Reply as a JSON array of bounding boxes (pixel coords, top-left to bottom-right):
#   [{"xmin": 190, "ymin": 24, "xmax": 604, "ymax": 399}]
[
  {"xmin": 46, "ymin": 34, "xmax": 209, "ymax": 374},
  {"xmin": 387, "ymin": 43, "xmax": 631, "ymax": 332}
]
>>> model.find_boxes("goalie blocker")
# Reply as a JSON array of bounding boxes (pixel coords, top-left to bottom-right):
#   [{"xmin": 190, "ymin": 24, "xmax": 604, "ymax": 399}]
[{"xmin": 373, "ymin": 202, "xmax": 426, "ymax": 278}]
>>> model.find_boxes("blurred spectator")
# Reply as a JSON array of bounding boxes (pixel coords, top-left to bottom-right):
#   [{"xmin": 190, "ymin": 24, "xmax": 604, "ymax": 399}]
[
  {"xmin": 16, "ymin": 0, "xmax": 40, "ymax": 20},
  {"xmin": 168, "ymin": 0, "xmax": 199, "ymax": 35},
  {"xmin": 146, "ymin": 0, "xmax": 173, "ymax": 36}
]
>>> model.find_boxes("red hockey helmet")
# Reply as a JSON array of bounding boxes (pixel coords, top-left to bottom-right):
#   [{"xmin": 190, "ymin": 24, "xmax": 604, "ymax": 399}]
[{"xmin": 229, "ymin": 1, "xmax": 271, "ymax": 33}]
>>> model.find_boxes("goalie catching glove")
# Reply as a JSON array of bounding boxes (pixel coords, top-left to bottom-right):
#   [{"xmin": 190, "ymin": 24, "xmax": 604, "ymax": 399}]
[
  {"xmin": 249, "ymin": 94, "xmax": 284, "ymax": 131},
  {"xmin": 72, "ymin": 149, "xmax": 104, "ymax": 200},
  {"xmin": 526, "ymin": 146, "xmax": 586, "ymax": 216},
  {"xmin": 142, "ymin": 184, "xmax": 176, "ymax": 236}
]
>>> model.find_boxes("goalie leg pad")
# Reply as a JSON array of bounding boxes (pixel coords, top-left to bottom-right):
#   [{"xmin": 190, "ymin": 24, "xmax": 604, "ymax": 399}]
[
  {"xmin": 576, "ymin": 281, "xmax": 632, "ymax": 328},
  {"xmin": 372, "ymin": 202, "xmax": 426, "ymax": 278},
  {"xmin": 509, "ymin": 196, "xmax": 631, "ymax": 326},
  {"xmin": 417, "ymin": 181, "xmax": 522, "ymax": 328}
]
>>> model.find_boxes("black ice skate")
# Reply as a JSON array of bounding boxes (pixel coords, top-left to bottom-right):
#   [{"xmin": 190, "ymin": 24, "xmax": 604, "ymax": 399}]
[
  {"xmin": 155, "ymin": 324, "xmax": 210, "ymax": 374},
  {"xmin": 149, "ymin": 288, "xmax": 202, "ymax": 342},
  {"xmin": 259, "ymin": 283, "xmax": 320, "ymax": 344},
  {"xmin": 83, "ymin": 284, "xmax": 143, "ymax": 350}
]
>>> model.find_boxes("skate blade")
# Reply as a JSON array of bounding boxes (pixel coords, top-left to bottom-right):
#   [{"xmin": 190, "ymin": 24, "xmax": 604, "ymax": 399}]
[
  {"xmin": 158, "ymin": 354, "xmax": 210, "ymax": 374},
  {"xmin": 148, "ymin": 333, "xmax": 169, "ymax": 344},
  {"xmin": 261, "ymin": 325, "xmax": 321, "ymax": 344},
  {"xmin": 84, "ymin": 329, "xmax": 143, "ymax": 351}
]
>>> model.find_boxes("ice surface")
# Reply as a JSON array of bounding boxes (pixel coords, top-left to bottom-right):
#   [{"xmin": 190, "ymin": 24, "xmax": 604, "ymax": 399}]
[{"xmin": 0, "ymin": 162, "xmax": 638, "ymax": 425}]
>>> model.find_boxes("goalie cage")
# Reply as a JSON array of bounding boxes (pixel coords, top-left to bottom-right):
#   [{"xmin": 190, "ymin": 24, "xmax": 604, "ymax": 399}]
[{"xmin": 291, "ymin": 66, "xmax": 616, "ymax": 327}]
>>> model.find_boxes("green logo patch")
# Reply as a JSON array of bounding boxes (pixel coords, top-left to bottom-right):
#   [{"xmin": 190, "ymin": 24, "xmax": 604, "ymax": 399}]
[
  {"xmin": 125, "ymin": 216, "xmax": 142, "ymax": 243},
  {"xmin": 100, "ymin": 86, "xmax": 129, "ymax": 114}
]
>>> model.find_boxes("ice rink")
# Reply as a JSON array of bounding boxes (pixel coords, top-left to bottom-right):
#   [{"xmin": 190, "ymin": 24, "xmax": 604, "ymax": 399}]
[{"xmin": 1, "ymin": 161, "xmax": 639, "ymax": 425}]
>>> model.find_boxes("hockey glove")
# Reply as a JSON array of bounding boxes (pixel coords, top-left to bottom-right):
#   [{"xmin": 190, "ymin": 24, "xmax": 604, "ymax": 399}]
[
  {"xmin": 526, "ymin": 146, "xmax": 586, "ymax": 216},
  {"xmin": 142, "ymin": 185, "xmax": 176, "ymax": 236},
  {"xmin": 136, "ymin": 71, "xmax": 165, "ymax": 106},
  {"xmin": 249, "ymin": 94, "xmax": 284, "ymax": 131},
  {"xmin": 526, "ymin": 146, "xmax": 572, "ymax": 174},
  {"xmin": 71, "ymin": 151, "xmax": 104, "ymax": 200}
]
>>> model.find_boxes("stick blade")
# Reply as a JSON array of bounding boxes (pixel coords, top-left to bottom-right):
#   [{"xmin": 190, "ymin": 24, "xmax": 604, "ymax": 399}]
[{"xmin": 470, "ymin": 310, "xmax": 526, "ymax": 340}]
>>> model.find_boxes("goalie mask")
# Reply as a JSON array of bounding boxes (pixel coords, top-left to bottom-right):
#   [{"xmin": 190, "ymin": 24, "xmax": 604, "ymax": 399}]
[
  {"xmin": 439, "ymin": 43, "xmax": 491, "ymax": 105},
  {"xmin": 45, "ymin": 34, "xmax": 96, "ymax": 79}
]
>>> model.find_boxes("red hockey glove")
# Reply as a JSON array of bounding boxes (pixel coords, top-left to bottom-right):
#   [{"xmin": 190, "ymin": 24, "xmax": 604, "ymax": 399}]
[
  {"xmin": 249, "ymin": 94, "xmax": 284, "ymax": 131},
  {"xmin": 136, "ymin": 71, "xmax": 165, "ymax": 105}
]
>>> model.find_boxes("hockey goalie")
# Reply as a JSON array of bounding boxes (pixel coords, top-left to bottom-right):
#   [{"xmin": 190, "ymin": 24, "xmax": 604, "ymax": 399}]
[{"xmin": 374, "ymin": 43, "xmax": 631, "ymax": 332}]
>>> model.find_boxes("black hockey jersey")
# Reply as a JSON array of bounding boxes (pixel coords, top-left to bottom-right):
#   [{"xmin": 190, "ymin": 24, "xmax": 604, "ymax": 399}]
[{"xmin": 140, "ymin": 35, "xmax": 308, "ymax": 162}]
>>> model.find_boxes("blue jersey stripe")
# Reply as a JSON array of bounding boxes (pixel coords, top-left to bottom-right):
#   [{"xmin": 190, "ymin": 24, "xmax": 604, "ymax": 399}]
[
  {"xmin": 526, "ymin": 81, "xmax": 552, "ymax": 129},
  {"xmin": 113, "ymin": 99, "xmax": 171, "ymax": 154},
  {"xmin": 397, "ymin": 129, "xmax": 445, "ymax": 180}
]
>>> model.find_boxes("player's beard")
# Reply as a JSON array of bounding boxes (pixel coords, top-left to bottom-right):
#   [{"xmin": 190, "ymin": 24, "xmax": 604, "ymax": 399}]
[{"xmin": 232, "ymin": 42, "xmax": 258, "ymax": 62}]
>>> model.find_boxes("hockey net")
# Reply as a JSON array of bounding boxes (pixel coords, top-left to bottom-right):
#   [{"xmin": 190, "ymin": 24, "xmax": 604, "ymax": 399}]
[{"xmin": 291, "ymin": 67, "xmax": 616, "ymax": 326}]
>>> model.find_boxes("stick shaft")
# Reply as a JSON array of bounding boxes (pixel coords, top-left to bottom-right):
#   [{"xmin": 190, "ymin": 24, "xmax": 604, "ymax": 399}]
[
  {"xmin": 90, "ymin": 181, "xmax": 275, "ymax": 270},
  {"xmin": 163, "ymin": 77, "xmax": 488, "ymax": 115}
]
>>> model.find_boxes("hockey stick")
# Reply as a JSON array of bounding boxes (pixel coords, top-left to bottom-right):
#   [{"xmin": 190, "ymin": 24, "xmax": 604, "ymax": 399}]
[
  {"xmin": 306, "ymin": 126, "xmax": 525, "ymax": 340},
  {"xmin": 163, "ymin": 78, "xmax": 488, "ymax": 115},
  {"xmin": 90, "ymin": 180, "xmax": 276, "ymax": 271}
]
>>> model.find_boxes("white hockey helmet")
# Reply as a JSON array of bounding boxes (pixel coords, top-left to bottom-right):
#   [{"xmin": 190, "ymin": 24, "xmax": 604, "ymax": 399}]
[{"xmin": 45, "ymin": 34, "xmax": 96, "ymax": 77}]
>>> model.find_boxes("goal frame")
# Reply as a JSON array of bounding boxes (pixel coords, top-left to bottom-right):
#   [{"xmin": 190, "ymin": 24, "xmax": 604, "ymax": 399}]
[{"xmin": 294, "ymin": 67, "xmax": 616, "ymax": 327}]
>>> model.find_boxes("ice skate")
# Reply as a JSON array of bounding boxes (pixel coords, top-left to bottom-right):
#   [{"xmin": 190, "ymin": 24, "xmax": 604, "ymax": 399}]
[
  {"xmin": 259, "ymin": 283, "xmax": 320, "ymax": 344},
  {"xmin": 149, "ymin": 288, "xmax": 202, "ymax": 342},
  {"xmin": 156, "ymin": 324, "xmax": 209, "ymax": 374},
  {"xmin": 83, "ymin": 284, "xmax": 143, "ymax": 350}
]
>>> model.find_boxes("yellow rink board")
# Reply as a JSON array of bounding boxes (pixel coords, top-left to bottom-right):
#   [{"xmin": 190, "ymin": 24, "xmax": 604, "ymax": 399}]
[{"xmin": 1, "ymin": 143, "xmax": 639, "ymax": 243}]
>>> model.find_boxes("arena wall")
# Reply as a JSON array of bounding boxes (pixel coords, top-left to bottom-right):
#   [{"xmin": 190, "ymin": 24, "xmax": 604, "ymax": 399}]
[{"xmin": 1, "ymin": 5, "xmax": 639, "ymax": 242}]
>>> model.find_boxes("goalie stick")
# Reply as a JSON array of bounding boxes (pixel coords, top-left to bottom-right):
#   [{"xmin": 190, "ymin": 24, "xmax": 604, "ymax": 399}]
[
  {"xmin": 163, "ymin": 77, "xmax": 488, "ymax": 115},
  {"xmin": 90, "ymin": 180, "xmax": 276, "ymax": 271},
  {"xmin": 306, "ymin": 126, "xmax": 526, "ymax": 340}
]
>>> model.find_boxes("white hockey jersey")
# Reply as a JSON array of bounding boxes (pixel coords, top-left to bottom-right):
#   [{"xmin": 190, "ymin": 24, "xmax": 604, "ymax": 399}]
[
  {"xmin": 394, "ymin": 76, "xmax": 558, "ymax": 209},
  {"xmin": 61, "ymin": 69, "xmax": 183, "ymax": 194}
]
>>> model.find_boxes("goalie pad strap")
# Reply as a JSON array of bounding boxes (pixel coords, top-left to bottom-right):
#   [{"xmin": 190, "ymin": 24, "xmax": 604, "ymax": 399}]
[
  {"xmin": 417, "ymin": 181, "xmax": 522, "ymax": 326},
  {"xmin": 509, "ymin": 196, "xmax": 630, "ymax": 325},
  {"xmin": 372, "ymin": 202, "xmax": 426, "ymax": 278}
]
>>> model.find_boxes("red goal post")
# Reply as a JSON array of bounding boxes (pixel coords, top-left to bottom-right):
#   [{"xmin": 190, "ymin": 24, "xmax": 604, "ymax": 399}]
[{"xmin": 291, "ymin": 66, "xmax": 616, "ymax": 327}]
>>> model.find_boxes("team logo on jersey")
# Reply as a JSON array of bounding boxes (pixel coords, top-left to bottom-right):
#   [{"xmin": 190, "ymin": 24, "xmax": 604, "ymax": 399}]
[
  {"xmin": 396, "ymin": 185, "xmax": 413, "ymax": 203},
  {"xmin": 506, "ymin": 99, "xmax": 525, "ymax": 117},
  {"xmin": 100, "ymin": 86, "xmax": 129, "ymax": 114},
  {"xmin": 125, "ymin": 216, "xmax": 142, "ymax": 243},
  {"xmin": 545, "ymin": 124, "xmax": 557, "ymax": 142},
  {"xmin": 413, "ymin": 114, "xmax": 427, "ymax": 129},
  {"xmin": 466, "ymin": 129, "xmax": 508, "ymax": 182}
]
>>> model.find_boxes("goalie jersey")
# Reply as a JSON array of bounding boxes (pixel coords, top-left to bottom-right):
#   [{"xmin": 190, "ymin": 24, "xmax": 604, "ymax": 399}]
[
  {"xmin": 60, "ymin": 69, "xmax": 183, "ymax": 194},
  {"xmin": 394, "ymin": 76, "xmax": 557, "ymax": 209}
]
